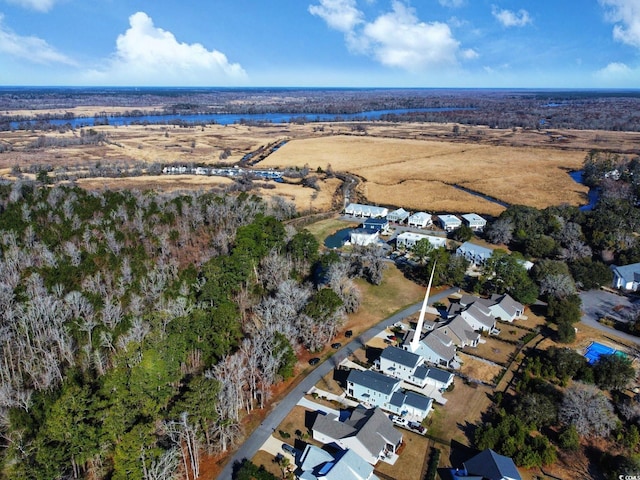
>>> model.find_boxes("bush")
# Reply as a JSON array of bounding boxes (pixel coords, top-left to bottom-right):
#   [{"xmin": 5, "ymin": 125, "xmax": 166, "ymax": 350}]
[{"xmin": 424, "ymin": 448, "xmax": 441, "ymax": 480}]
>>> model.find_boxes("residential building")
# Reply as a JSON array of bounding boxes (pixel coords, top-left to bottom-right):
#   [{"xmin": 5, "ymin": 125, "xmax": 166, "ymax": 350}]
[
  {"xmin": 344, "ymin": 203, "xmax": 388, "ymax": 218},
  {"xmin": 487, "ymin": 294, "xmax": 525, "ymax": 322},
  {"xmin": 424, "ymin": 367, "xmax": 454, "ymax": 391},
  {"xmin": 395, "ymin": 232, "xmax": 446, "ymax": 251},
  {"xmin": 362, "ymin": 218, "xmax": 389, "ymax": 233},
  {"xmin": 611, "ymin": 262, "xmax": 640, "ymax": 291},
  {"xmin": 438, "ymin": 214, "xmax": 462, "ymax": 232},
  {"xmin": 404, "ymin": 330, "xmax": 458, "ymax": 368},
  {"xmin": 407, "ymin": 212, "xmax": 432, "ymax": 228},
  {"xmin": 458, "ymin": 448, "xmax": 522, "ymax": 480},
  {"xmin": 387, "ymin": 390, "xmax": 433, "ymax": 420},
  {"xmin": 312, "ymin": 407, "xmax": 403, "ymax": 465},
  {"xmin": 297, "ymin": 445, "xmax": 379, "ymax": 480},
  {"xmin": 460, "ymin": 303, "xmax": 496, "ymax": 332},
  {"xmin": 346, "ymin": 370, "xmax": 401, "ymax": 408},
  {"xmin": 456, "ymin": 241, "xmax": 494, "ymax": 266},
  {"xmin": 349, "ymin": 229, "xmax": 379, "ymax": 247},
  {"xmin": 437, "ymin": 315, "xmax": 481, "ymax": 348},
  {"xmin": 387, "ymin": 208, "xmax": 410, "ymax": 224},
  {"xmin": 378, "ymin": 346, "xmax": 430, "ymax": 388},
  {"xmin": 461, "ymin": 213, "xmax": 487, "ymax": 231}
]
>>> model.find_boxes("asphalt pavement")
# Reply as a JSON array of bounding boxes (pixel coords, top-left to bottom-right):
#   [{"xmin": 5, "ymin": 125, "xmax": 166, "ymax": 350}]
[{"xmin": 216, "ymin": 286, "xmax": 458, "ymax": 480}]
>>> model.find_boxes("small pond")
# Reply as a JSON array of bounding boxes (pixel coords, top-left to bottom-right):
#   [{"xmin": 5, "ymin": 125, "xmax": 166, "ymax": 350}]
[{"xmin": 324, "ymin": 228, "xmax": 352, "ymax": 249}]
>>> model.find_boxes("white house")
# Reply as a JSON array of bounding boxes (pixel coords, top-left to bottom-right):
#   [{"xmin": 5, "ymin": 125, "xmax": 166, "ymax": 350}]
[
  {"xmin": 460, "ymin": 303, "xmax": 497, "ymax": 332},
  {"xmin": 346, "ymin": 370, "xmax": 401, "ymax": 408},
  {"xmin": 437, "ymin": 315, "xmax": 481, "ymax": 348},
  {"xmin": 312, "ymin": 407, "xmax": 403, "ymax": 465},
  {"xmin": 396, "ymin": 232, "xmax": 446, "ymax": 251},
  {"xmin": 297, "ymin": 445, "xmax": 378, "ymax": 480},
  {"xmin": 350, "ymin": 229, "xmax": 379, "ymax": 247},
  {"xmin": 457, "ymin": 293, "xmax": 525, "ymax": 323},
  {"xmin": 611, "ymin": 263, "xmax": 640, "ymax": 291},
  {"xmin": 456, "ymin": 242, "xmax": 495, "ymax": 266},
  {"xmin": 404, "ymin": 330, "xmax": 459, "ymax": 369},
  {"xmin": 487, "ymin": 293, "xmax": 525, "ymax": 322},
  {"xmin": 461, "ymin": 213, "xmax": 487, "ymax": 231},
  {"xmin": 438, "ymin": 214, "xmax": 462, "ymax": 232},
  {"xmin": 344, "ymin": 203, "xmax": 388, "ymax": 218},
  {"xmin": 387, "ymin": 390, "xmax": 433, "ymax": 421},
  {"xmin": 378, "ymin": 346, "xmax": 430, "ymax": 388},
  {"xmin": 407, "ymin": 212, "xmax": 432, "ymax": 228},
  {"xmin": 387, "ymin": 208, "xmax": 410, "ymax": 224},
  {"xmin": 424, "ymin": 367, "xmax": 454, "ymax": 391}
]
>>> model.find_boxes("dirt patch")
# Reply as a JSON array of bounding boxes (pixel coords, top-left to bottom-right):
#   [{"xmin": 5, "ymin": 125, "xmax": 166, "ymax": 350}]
[{"xmin": 458, "ymin": 352, "xmax": 504, "ymax": 384}]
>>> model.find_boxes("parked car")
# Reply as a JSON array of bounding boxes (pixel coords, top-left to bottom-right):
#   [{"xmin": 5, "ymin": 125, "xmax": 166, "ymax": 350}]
[
  {"xmin": 408, "ymin": 421, "xmax": 425, "ymax": 433},
  {"xmin": 331, "ymin": 342, "xmax": 342, "ymax": 349},
  {"xmin": 282, "ymin": 443, "xmax": 296, "ymax": 455},
  {"xmin": 383, "ymin": 339, "xmax": 392, "ymax": 345},
  {"xmin": 345, "ymin": 330, "xmax": 353, "ymax": 338},
  {"xmin": 390, "ymin": 415, "xmax": 408, "ymax": 427},
  {"xmin": 309, "ymin": 357, "xmax": 320, "ymax": 365}
]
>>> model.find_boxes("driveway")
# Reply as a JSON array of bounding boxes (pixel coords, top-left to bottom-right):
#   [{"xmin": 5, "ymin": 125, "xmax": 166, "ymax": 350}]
[
  {"xmin": 579, "ymin": 289, "xmax": 640, "ymax": 347},
  {"xmin": 216, "ymin": 286, "xmax": 459, "ymax": 480}
]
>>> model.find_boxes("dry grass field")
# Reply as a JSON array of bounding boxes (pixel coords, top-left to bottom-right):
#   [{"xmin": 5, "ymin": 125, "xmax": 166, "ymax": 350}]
[
  {"xmin": 4, "ymin": 120, "xmax": 639, "ymax": 216},
  {"xmin": 261, "ymin": 134, "xmax": 589, "ymax": 214}
]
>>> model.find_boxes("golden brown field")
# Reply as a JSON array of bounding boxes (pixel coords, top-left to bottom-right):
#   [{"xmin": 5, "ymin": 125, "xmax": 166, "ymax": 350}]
[
  {"xmin": 260, "ymin": 134, "xmax": 590, "ymax": 214},
  {"xmin": 3, "ymin": 119, "xmax": 640, "ymax": 215}
]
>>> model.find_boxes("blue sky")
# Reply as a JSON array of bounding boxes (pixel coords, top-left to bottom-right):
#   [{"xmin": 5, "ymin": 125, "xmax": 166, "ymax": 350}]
[{"xmin": 0, "ymin": 0, "xmax": 639, "ymax": 88}]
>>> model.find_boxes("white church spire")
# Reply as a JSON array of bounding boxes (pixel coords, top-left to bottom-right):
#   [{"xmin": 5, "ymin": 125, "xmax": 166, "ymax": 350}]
[{"xmin": 409, "ymin": 261, "xmax": 437, "ymax": 353}]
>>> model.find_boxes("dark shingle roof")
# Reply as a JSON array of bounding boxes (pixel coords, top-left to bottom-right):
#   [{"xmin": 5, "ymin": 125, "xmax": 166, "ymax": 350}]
[
  {"xmin": 463, "ymin": 449, "xmax": 522, "ymax": 480},
  {"xmin": 347, "ymin": 369, "xmax": 399, "ymax": 396},
  {"xmin": 426, "ymin": 367, "xmax": 453, "ymax": 384},
  {"xmin": 380, "ymin": 346, "xmax": 421, "ymax": 369}
]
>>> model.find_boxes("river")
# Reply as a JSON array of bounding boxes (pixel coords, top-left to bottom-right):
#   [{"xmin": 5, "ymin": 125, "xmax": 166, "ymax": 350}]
[{"xmin": 10, "ymin": 107, "xmax": 472, "ymax": 129}]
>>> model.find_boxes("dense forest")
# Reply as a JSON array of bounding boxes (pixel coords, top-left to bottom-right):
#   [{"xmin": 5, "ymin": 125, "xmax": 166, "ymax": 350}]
[{"xmin": 0, "ymin": 181, "xmax": 388, "ymax": 479}]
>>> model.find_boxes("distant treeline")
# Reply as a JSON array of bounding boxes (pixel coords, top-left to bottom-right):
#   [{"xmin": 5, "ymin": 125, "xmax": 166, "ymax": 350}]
[{"xmin": 1, "ymin": 88, "xmax": 639, "ymax": 131}]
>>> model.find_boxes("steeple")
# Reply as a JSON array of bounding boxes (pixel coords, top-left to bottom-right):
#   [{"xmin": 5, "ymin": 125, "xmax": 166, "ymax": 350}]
[{"xmin": 409, "ymin": 261, "xmax": 437, "ymax": 353}]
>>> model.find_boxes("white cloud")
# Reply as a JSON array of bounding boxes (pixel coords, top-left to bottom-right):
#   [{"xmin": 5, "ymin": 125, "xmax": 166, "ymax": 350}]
[
  {"xmin": 309, "ymin": 0, "xmax": 363, "ymax": 32},
  {"xmin": 599, "ymin": 0, "xmax": 640, "ymax": 49},
  {"xmin": 491, "ymin": 5, "xmax": 532, "ymax": 28},
  {"xmin": 594, "ymin": 61, "xmax": 640, "ymax": 86},
  {"xmin": 85, "ymin": 12, "xmax": 247, "ymax": 86},
  {"xmin": 310, "ymin": 0, "xmax": 467, "ymax": 71},
  {"xmin": 438, "ymin": 0, "xmax": 465, "ymax": 8},
  {"xmin": 4, "ymin": 0, "xmax": 58, "ymax": 12},
  {"xmin": 0, "ymin": 13, "xmax": 75, "ymax": 64}
]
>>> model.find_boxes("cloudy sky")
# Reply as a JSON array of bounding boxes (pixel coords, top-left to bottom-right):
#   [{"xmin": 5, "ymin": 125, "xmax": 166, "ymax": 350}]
[{"xmin": 0, "ymin": 0, "xmax": 639, "ymax": 88}]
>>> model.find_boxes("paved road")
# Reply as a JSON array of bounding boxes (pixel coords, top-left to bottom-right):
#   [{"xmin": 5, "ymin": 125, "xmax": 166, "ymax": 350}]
[
  {"xmin": 579, "ymin": 289, "xmax": 640, "ymax": 347},
  {"xmin": 216, "ymin": 286, "xmax": 458, "ymax": 480}
]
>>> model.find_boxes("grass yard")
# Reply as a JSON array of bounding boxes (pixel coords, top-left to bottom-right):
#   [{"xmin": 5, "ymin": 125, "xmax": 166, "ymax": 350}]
[
  {"xmin": 302, "ymin": 216, "xmax": 361, "ymax": 246},
  {"xmin": 464, "ymin": 337, "xmax": 518, "ymax": 366},
  {"xmin": 458, "ymin": 352, "xmax": 504, "ymax": 384}
]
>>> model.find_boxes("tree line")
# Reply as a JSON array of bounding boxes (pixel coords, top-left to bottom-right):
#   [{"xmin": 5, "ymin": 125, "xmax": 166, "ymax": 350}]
[{"xmin": 0, "ymin": 181, "xmax": 385, "ymax": 479}]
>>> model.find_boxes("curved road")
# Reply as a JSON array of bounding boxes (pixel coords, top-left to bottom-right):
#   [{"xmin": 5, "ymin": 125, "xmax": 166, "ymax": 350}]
[{"xmin": 217, "ymin": 287, "xmax": 458, "ymax": 480}]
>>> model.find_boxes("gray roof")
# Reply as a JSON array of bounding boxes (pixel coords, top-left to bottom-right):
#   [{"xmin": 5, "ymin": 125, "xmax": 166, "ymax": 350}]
[
  {"xmin": 364, "ymin": 218, "xmax": 388, "ymax": 226},
  {"xmin": 456, "ymin": 241, "xmax": 494, "ymax": 260},
  {"xmin": 388, "ymin": 208, "xmax": 410, "ymax": 220},
  {"xmin": 324, "ymin": 449, "xmax": 374, "ymax": 480},
  {"xmin": 438, "ymin": 214, "xmax": 462, "ymax": 226},
  {"xmin": 490, "ymin": 293, "xmax": 524, "ymax": 317},
  {"xmin": 463, "ymin": 449, "xmax": 522, "ymax": 480},
  {"xmin": 461, "ymin": 213, "xmax": 486, "ymax": 224},
  {"xmin": 313, "ymin": 413, "xmax": 357, "ymax": 440},
  {"xmin": 347, "ymin": 370, "xmax": 399, "ymax": 396},
  {"xmin": 380, "ymin": 346, "xmax": 421, "ymax": 369},
  {"xmin": 441, "ymin": 315, "xmax": 480, "ymax": 345},
  {"xmin": 299, "ymin": 444, "xmax": 335, "ymax": 472},
  {"xmin": 422, "ymin": 331, "xmax": 457, "ymax": 361},
  {"xmin": 348, "ymin": 407, "xmax": 402, "ymax": 458},
  {"xmin": 612, "ymin": 262, "xmax": 640, "ymax": 283},
  {"xmin": 464, "ymin": 304, "xmax": 496, "ymax": 329},
  {"xmin": 404, "ymin": 391, "xmax": 432, "ymax": 411},
  {"xmin": 426, "ymin": 367, "xmax": 454, "ymax": 384}
]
